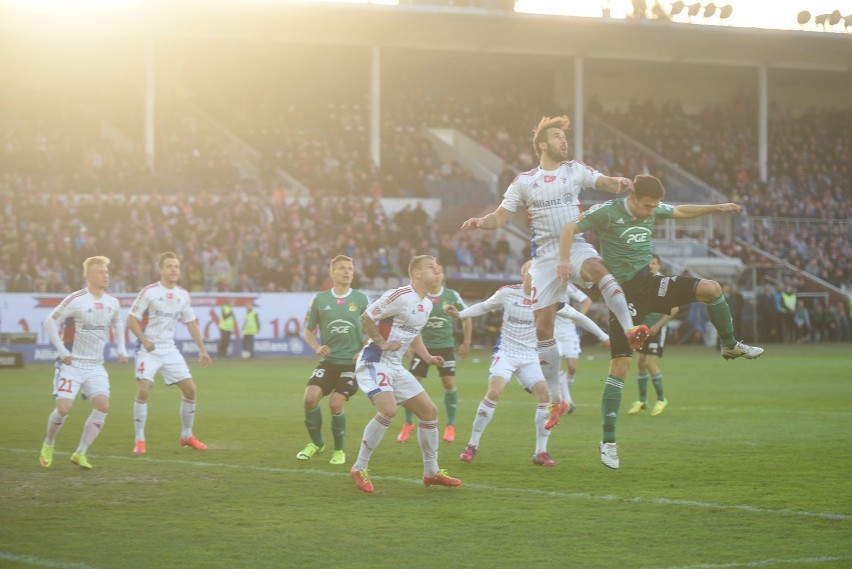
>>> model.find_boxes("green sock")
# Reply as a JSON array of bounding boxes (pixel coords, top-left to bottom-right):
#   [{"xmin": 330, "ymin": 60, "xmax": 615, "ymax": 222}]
[
  {"xmin": 404, "ymin": 408, "xmax": 414, "ymax": 425},
  {"xmin": 331, "ymin": 413, "xmax": 346, "ymax": 451},
  {"xmin": 706, "ymin": 294, "xmax": 736, "ymax": 348},
  {"xmin": 602, "ymin": 376, "xmax": 624, "ymax": 444},
  {"xmin": 652, "ymin": 373, "xmax": 664, "ymax": 400},
  {"xmin": 305, "ymin": 406, "xmax": 323, "ymax": 447},
  {"xmin": 637, "ymin": 372, "xmax": 650, "ymax": 402},
  {"xmin": 444, "ymin": 389, "xmax": 458, "ymax": 427}
]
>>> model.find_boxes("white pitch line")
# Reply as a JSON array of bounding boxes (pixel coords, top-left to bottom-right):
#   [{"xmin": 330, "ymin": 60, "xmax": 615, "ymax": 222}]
[
  {"xmin": 4, "ymin": 447, "xmax": 850, "ymax": 521},
  {"xmin": 657, "ymin": 555, "xmax": 852, "ymax": 569},
  {"xmin": 0, "ymin": 553, "xmax": 98, "ymax": 569}
]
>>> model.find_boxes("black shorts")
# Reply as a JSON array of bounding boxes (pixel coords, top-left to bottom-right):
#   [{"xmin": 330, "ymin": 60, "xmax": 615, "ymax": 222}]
[
  {"xmin": 307, "ymin": 362, "xmax": 358, "ymax": 400},
  {"xmin": 610, "ymin": 266, "xmax": 698, "ymax": 358},
  {"xmin": 637, "ymin": 327, "xmax": 668, "ymax": 357},
  {"xmin": 409, "ymin": 347, "xmax": 456, "ymax": 378}
]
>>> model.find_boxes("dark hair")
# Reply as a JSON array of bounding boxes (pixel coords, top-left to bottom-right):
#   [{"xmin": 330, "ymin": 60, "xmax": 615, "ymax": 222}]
[
  {"xmin": 633, "ymin": 175, "xmax": 665, "ymax": 200},
  {"xmin": 532, "ymin": 115, "xmax": 570, "ymax": 159}
]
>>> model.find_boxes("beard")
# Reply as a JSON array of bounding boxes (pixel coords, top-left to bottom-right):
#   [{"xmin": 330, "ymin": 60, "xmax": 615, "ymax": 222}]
[{"xmin": 546, "ymin": 144, "xmax": 568, "ymax": 162}]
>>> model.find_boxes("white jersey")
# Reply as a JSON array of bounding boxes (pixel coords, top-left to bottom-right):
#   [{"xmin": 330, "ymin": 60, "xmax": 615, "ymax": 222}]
[
  {"xmin": 46, "ymin": 289, "xmax": 126, "ymax": 367},
  {"xmin": 128, "ymin": 282, "xmax": 196, "ymax": 347},
  {"xmin": 459, "ymin": 284, "xmax": 536, "ymax": 359},
  {"xmin": 500, "ymin": 161, "xmax": 602, "ymax": 258},
  {"xmin": 359, "ymin": 285, "xmax": 430, "ymax": 369}
]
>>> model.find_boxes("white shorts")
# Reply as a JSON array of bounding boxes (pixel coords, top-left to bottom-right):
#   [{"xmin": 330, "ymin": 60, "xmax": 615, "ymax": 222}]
[
  {"xmin": 53, "ymin": 362, "xmax": 110, "ymax": 401},
  {"xmin": 134, "ymin": 344, "xmax": 192, "ymax": 385},
  {"xmin": 529, "ymin": 244, "xmax": 600, "ymax": 310},
  {"xmin": 555, "ymin": 320, "xmax": 581, "ymax": 359},
  {"xmin": 488, "ymin": 352, "xmax": 544, "ymax": 392},
  {"xmin": 355, "ymin": 362, "xmax": 425, "ymax": 405}
]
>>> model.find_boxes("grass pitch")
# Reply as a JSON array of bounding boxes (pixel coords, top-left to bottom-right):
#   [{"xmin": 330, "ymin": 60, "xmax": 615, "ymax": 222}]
[{"xmin": 1, "ymin": 344, "xmax": 850, "ymax": 569}]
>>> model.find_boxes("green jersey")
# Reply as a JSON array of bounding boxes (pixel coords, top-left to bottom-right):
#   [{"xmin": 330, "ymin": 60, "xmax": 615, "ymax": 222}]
[
  {"xmin": 304, "ymin": 289, "xmax": 370, "ymax": 364},
  {"xmin": 575, "ymin": 198, "xmax": 675, "ymax": 282},
  {"xmin": 421, "ymin": 287, "xmax": 468, "ymax": 349}
]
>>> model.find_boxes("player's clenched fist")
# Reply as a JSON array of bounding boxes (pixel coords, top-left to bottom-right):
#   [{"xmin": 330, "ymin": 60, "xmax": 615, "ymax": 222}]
[{"xmin": 460, "ymin": 217, "xmax": 483, "ymax": 231}]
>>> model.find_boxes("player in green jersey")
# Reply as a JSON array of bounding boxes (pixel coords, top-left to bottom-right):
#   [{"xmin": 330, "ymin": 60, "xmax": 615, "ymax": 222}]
[
  {"xmin": 628, "ymin": 255, "xmax": 679, "ymax": 417},
  {"xmin": 298, "ymin": 255, "xmax": 370, "ymax": 465},
  {"xmin": 398, "ymin": 265, "xmax": 472, "ymax": 444},
  {"xmin": 558, "ymin": 175, "xmax": 764, "ymax": 469}
]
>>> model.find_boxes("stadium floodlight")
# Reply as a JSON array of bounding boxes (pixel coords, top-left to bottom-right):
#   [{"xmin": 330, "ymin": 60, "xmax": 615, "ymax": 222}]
[
  {"xmin": 829, "ymin": 10, "xmax": 842, "ymax": 26},
  {"xmin": 686, "ymin": 2, "xmax": 700, "ymax": 17},
  {"xmin": 631, "ymin": 0, "xmax": 647, "ymax": 18},
  {"xmin": 814, "ymin": 10, "xmax": 842, "ymax": 29},
  {"xmin": 702, "ymin": 2, "xmax": 715, "ymax": 18},
  {"xmin": 718, "ymin": 4, "xmax": 732, "ymax": 19},
  {"xmin": 797, "ymin": 11, "xmax": 811, "ymax": 25}
]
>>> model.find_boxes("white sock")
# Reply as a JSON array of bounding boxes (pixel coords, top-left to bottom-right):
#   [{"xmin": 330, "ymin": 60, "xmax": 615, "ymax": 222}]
[
  {"xmin": 597, "ymin": 274, "xmax": 634, "ymax": 334},
  {"xmin": 534, "ymin": 404, "xmax": 551, "ymax": 455},
  {"xmin": 180, "ymin": 398, "xmax": 195, "ymax": 439},
  {"xmin": 417, "ymin": 419, "xmax": 439, "ymax": 478},
  {"xmin": 77, "ymin": 410, "xmax": 107, "ymax": 454},
  {"xmin": 133, "ymin": 399, "xmax": 148, "ymax": 442},
  {"xmin": 560, "ymin": 373, "xmax": 574, "ymax": 404},
  {"xmin": 469, "ymin": 397, "xmax": 497, "ymax": 448},
  {"xmin": 537, "ymin": 339, "xmax": 562, "ymax": 403},
  {"xmin": 45, "ymin": 409, "xmax": 66, "ymax": 445},
  {"xmin": 353, "ymin": 413, "xmax": 391, "ymax": 471}
]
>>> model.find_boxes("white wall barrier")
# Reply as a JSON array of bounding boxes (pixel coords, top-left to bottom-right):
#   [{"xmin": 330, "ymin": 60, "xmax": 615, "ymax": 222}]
[{"xmin": 0, "ymin": 292, "xmax": 316, "ymax": 363}]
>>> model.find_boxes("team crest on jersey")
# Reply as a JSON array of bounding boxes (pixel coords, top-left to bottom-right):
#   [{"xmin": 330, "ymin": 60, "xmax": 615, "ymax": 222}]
[{"xmin": 349, "ymin": 303, "xmax": 358, "ymax": 311}]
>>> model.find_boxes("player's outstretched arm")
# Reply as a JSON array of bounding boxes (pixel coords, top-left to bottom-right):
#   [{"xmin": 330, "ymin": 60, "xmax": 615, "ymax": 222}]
[
  {"xmin": 460, "ymin": 206, "xmax": 512, "ymax": 231},
  {"xmin": 595, "ymin": 176, "xmax": 634, "ymax": 195},
  {"xmin": 673, "ymin": 203, "xmax": 741, "ymax": 219}
]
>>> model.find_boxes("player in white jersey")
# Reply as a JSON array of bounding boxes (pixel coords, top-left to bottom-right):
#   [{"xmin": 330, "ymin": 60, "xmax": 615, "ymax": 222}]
[
  {"xmin": 461, "ymin": 115, "xmax": 649, "ymax": 430},
  {"xmin": 554, "ymin": 283, "xmax": 610, "ymax": 411},
  {"xmin": 349, "ymin": 255, "xmax": 463, "ymax": 493},
  {"xmin": 39, "ymin": 256, "xmax": 129, "ymax": 470},
  {"xmin": 452, "ymin": 261, "xmax": 553, "ymax": 465},
  {"xmin": 127, "ymin": 252, "xmax": 212, "ymax": 455},
  {"xmin": 455, "ymin": 261, "xmax": 609, "ymax": 466}
]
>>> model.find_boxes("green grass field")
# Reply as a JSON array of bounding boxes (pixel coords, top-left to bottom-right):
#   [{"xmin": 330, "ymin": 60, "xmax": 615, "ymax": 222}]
[{"xmin": 1, "ymin": 344, "xmax": 850, "ymax": 569}]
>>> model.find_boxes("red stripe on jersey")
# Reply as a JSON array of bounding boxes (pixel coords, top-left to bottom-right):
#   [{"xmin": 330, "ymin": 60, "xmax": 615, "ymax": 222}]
[
  {"xmin": 55, "ymin": 289, "xmax": 88, "ymax": 315},
  {"xmin": 563, "ymin": 159, "xmax": 596, "ymax": 174},
  {"xmin": 387, "ymin": 286, "xmax": 413, "ymax": 303}
]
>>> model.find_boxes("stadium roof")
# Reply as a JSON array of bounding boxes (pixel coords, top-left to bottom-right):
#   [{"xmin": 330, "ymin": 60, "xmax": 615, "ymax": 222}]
[{"xmin": 3, "ymin": 1, "xmax": 851, "ymax": 73}]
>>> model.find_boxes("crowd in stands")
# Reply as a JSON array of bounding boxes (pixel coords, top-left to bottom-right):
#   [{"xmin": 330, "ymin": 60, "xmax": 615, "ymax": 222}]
[
  {"xmin": 0, "ymin": 176, "xmax": 520, "ymax": 294},
  {"xmin": 3, "ymin": 82, "xmax": 850, "ymax": 305},
  {"xmin": 602, "ymin": 97, "xmax": 851, "ymax": 289}
]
